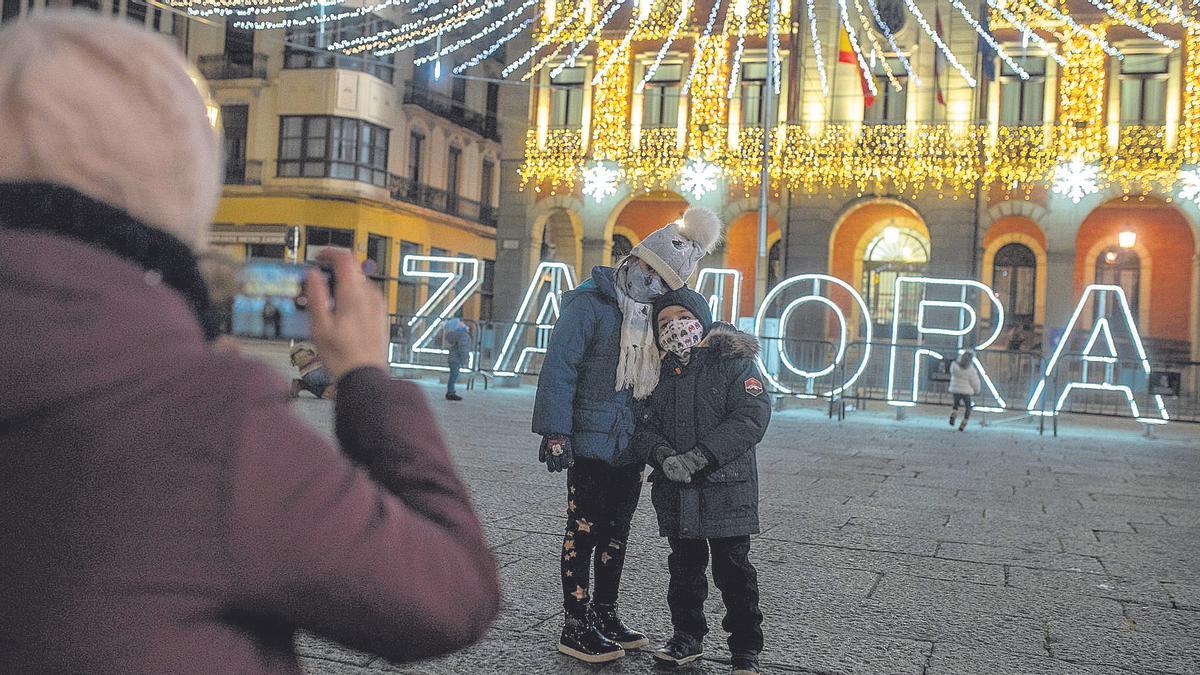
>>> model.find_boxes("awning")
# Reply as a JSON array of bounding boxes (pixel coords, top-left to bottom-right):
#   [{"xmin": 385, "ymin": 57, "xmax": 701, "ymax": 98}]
[{"xmin": 210, "ymin": 223, "xmax": 288, "ymax": 245}]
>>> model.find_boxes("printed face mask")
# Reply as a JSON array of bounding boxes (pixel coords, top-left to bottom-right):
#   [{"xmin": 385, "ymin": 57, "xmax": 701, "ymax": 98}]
[
  {"xmin": 621, "ymin": 258, "xmax": 668, "ymax": 304},
  {"xmin": 659, "ymin": 318, "xmax": 704, "ymax": 356}
]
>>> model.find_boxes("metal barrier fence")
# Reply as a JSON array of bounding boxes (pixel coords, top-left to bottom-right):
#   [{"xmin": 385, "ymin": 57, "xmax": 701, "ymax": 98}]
[{"xmin": 385, "ymin": 313, "xmax": 1200, "ymax": 426}]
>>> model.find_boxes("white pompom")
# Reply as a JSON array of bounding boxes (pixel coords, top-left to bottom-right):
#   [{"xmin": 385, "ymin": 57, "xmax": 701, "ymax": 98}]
[{"xmin": 678, "ymin": 206, "xmax": 724, "ymax": 253}]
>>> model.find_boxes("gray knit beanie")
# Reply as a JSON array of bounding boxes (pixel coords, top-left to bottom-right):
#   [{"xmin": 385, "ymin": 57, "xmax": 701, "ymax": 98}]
[
  {"xmin": 630, "ymin": 207, "xmax": 724, "ymax": 290},
  {"xmin": 0, "ymin": 12, "xmax": 222, "ymax": 251}
]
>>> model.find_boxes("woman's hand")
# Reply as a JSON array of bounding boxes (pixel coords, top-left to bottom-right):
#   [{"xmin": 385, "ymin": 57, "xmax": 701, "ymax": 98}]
[{"xmin": 307, "ymin": 249, "xmax": 389, "ymax": 379}]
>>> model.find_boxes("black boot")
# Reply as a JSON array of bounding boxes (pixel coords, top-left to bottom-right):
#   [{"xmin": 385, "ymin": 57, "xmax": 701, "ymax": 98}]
[
  {"xmin": 731, "ymin": 651, "xmax": 762, "ymax": 674},
  {"xmin": 653, "ymin": 631, "xmax": 704, "ymax": 666},
  {"xmin": 590, "ymin": 603, "xmax": 649, "ymax": 650},
  {"xmin": 558, "ymin": 614, "xmax": 625, "ymax": 663}
]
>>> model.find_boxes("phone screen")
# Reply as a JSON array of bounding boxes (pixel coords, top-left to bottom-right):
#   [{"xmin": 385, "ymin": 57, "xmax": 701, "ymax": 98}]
[{"xmin": 231, "ymin": 262, "xmax": 326, "ymax": 340}]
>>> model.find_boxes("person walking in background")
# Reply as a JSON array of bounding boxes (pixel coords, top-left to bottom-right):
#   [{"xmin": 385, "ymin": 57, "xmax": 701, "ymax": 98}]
[
  {"xmin": 533, "ymin": 207, "xmax": 723, "ymax": 664},
  {"xmin": 949, "ymin": 350, "xmax": 982, "ymax": 431},
  {"xmin": 633, "ymin": 289, "xmax": 771, "ymax": 675},
  {"xmin": 443, "ymin": 314, "xmax": 472, "ymax": 401},
  {"xmin": 0, "ymin": 14, "xmax": 498, "ymax": 672}
]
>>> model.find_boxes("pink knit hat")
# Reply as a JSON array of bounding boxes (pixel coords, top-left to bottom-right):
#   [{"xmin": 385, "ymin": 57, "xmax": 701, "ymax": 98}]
[{"xmin": 0, "ymin": 12, "xmax": 222, "ymax": 251}]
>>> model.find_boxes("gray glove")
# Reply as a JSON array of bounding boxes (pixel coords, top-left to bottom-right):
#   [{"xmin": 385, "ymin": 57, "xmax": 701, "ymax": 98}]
[{"xmin": 661, "ymin": 449, "xmax": 709, "ymax": 483}]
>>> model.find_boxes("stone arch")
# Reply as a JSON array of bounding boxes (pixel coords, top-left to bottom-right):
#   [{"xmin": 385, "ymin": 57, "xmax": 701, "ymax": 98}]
[
  {"xmin": 981, "ymin": 216, "xmax": 1049, "ymax": 328},
  {"xmin": 721, "ymin": 198, "xmax": 784, "ymax": 231},
  {"xmin": 984, "ymin": 199, "xmax": 1049, "ymax": 229},
  {"xmin": 602, "ymin": 189, "xmax": 689, "ymax": 244},
  {"xmin": 528, "ymin": 196, "xmax": 584, "ymax": 278}
]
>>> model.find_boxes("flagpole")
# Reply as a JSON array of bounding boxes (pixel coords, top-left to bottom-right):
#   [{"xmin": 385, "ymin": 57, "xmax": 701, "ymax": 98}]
[
  {"xmin": 756, "ymin": 0, "xmax": 780, "ymax": 308},
  {"xmin": 971, "ymin": 0, "xmax": 990, "ymax": 282}
]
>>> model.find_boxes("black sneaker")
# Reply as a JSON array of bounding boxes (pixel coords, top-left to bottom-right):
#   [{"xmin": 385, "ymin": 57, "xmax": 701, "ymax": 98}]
[
  {"xmin": 445, "ymin": 393, "xmax": 463, "ymax": 401},
  {"xmin": 949, "ymin": 413, "xmax": 957, "ymax": 427},
  {"xmin": 731, "ymin": 652, "xmax": 761, "ymax": 674},
  {"xmin": 653, "ymin": 632, "xmax": 703, "ymax": 666},
  {"xmin": 558, "ymin": 615, "xmax": 625, "ymax": 663},
  {"xmin": 590, "ymin": 603, "xmax": 649, "ymax": 650}
]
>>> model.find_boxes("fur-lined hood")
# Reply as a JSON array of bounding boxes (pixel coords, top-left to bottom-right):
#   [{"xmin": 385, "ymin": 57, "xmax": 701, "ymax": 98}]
[{"xmin": 698, "ymin": 321, "xmax": 760, "ymax": 360}]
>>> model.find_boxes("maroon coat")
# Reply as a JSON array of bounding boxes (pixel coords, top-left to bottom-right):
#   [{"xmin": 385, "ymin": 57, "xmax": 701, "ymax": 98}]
[{"xmin": 0, "ymin": 228, "xmax": 500, "ymax": 672}]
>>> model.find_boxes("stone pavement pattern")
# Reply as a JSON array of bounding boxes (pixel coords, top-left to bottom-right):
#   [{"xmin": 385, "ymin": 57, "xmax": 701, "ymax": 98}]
[{"xmin": 242, "ymin": 344, "xmax": 1200, "ymax": 674}]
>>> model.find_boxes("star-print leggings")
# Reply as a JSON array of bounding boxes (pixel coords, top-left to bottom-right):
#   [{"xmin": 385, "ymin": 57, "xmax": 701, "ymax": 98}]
[{"xmin": 561, "ymin": 457, "xmax": 643, "ymax": 619}]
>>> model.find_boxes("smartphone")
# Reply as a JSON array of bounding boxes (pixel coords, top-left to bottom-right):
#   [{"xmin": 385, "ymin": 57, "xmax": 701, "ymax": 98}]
[{"xmin": 231, "ymin": 261, "xmax": 331, "ymax": 340}]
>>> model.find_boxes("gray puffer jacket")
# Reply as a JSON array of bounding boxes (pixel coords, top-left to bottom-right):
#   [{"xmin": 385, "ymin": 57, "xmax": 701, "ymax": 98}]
[{"xmin": 633, "ymin": 323, "xmax": 772, "ymax": 539}]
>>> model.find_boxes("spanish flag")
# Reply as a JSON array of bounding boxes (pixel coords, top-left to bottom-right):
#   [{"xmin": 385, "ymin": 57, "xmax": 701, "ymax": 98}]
[{"xmin": 838, "ymin": 25, "xmax": 876, "ymax": 108}]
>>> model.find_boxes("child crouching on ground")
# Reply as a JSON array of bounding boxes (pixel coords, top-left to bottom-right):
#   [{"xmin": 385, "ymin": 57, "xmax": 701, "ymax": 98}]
[
  {"xmin": 633, "ymin": 288, "xmax": 771, "ymax": 675},
  {"xmin": 289, "ymin": 342, "xmax": 336, "ymax": 400}
]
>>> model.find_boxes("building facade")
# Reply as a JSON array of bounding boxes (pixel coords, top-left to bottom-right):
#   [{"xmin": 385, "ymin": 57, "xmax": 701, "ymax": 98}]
[{"xmin": 495, "ymin": 0, "xmax": 1200, "ymax": 364}]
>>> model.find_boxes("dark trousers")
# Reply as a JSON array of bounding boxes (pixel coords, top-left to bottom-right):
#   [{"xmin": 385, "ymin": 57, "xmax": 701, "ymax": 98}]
[
  {"xmin": 446, "ymin": 355, "xmax": 463, "ymax": 394},
  {"xmin": 561, "ymin": 457, "xmax": 643, "ymax": 618},
  {"xmin": 952, "ymin": 393, "xmax": 973, "ymax": 421},
  {"xmin": 667, "ymin": 535, "xmax": 764, "ymax": 655}
]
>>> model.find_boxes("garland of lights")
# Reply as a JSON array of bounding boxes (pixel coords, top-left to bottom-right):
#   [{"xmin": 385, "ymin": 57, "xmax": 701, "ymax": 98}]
[
  {"xmin": 985, "ymin": 0, "xmax": 1068, "ymax": 68},
  {"xmin": 687, "ymin": 36, "xmax": 729, "ymax": 161},
  {"xmin": 1083, "ymin": 0, "xmax": 1181, "ymax": 48},
  {"xmin": 726, "ymin": 6, "xmax": 749, "ymax": 100},
  {"xmin": 1136, "ymin": 0, "xmax": 1200, "ymax": 30},
  {"xmin": 866, "ymin": 0, "xmax": 916, "ymax": 85},
  {"xmin": 1031, "ymin": 0, "xmax": 1122, "ymax": 59},
  {"xmin": 901, "ymin": 0, "xmax": 975, "ymax": 87},
  {"xmin": 228, "ymin": 0, "xmax": 410, "ymax": 28},
  {"xmin": 322, "ymin": 0, "xmax": 477, "ymax": 51},
  {"xmin": 1059, "ymin": 28, "xmax": 1107, "ymax": 157},
  {"xmin": 1184, "ymin": 27, "xmax": 1200, "ymax": 163},
  {"xmin": 362, "ymin": 1, "xmax": 505, "ymax": 56},
  {"xmin": 836, "ymin": 0, "xmax": 878, "ymax": 97},
  {"xmin": 181, "ymin": 0, "xmax": 348, "ymax": 18},
  {"xmin": 520, "ymin": 128, "xmax": 584, "ymax": 192},
  {"xmin": 592, "ymin": 5, "xmax": 648, "ymax": 85},
  {"xmin": 946, "ymin": 0, "xmax": 1030, "ymax": 80},
  {"xmin": 806, "ymin": 0, "xmax": 830, "ymax": 94},
  {"xmin": 551, "ymin": 0, "xmax": 622, "ymax": 77},
  {"xmin": 455, "ymin": 17, "xmax": 534, "ymax": 73},
  {"xmin": 771, "ymin": 0, "xmax": 781, "ymax": 94},
  {"xmin": 854, "ymin": 0, "xmax": 900, "ymax": 91},
  {"xmin": 590, "ymin": 40, "xmax": 632, "ymax": 161},
  {"xmin": 682, "ymin": 0, "xmax": 725, "ymax": 95},
  {"xmin": 503, "ymin": 0, "xmax": 589, "ymax": 79},
  {"xmin": 409, "ymin": 0, "xmax": 537, "ymax": 61},
  {"xmin": 638, "ymin": 0, "xmax": 693, "ymax": 93}
]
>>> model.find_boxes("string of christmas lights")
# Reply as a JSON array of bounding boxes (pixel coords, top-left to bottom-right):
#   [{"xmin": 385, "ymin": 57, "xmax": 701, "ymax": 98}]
[
  {"xmin": 836, "ymin": 0, "xmax": 878, "ymax": 97},
  {"xmin": 901, "ymin": 0, "xmax": 976, "ymax": 87},
  {"xmin": 504, "ymin": 0, "xmax": 590, "ymax": 79},
  {"xmin": 404, "ymin": 0, "xmax": 538, "ymax": 60},
  {"xmin": 985, "ymin": 0, "xmax": 1067, "ymax": 68},
  {"xmin": 1084, "ymin": 0, "xmax": 1181, "ymax": 48},
  {"xmin": 1136, "ymin": 0, "xmax": 1199, "ymax": 30},
  {"xmin": 806, "ymin": 0, "xmax": 829, "ymax": 94},
  {"xmin": 865, "ymin": 0, "xmax": 916, "ymax": 85},
  {"xmin": 315, "ymin": 0, "xmax": 468, "ymax": 49},
  {"xmin": 181, "ymin": 0, "xmax": 347, "ymax": 18},
  {"xmin": 593, "ymin": 5, "xmax": 649, "ymax": 85},
  {"xmin": 354, "ymin": 1, "xmax": 504, "ymax": 56},
  {"xmin": 770, "ymin": 0, "xmax": 781, "ymax": 95},
  {"xmin": 638, "ymin": 0, "xmax": 693, "ymax": 93},
  {"xmin": 682, "ymin": 0, "xmax": 725, "ymax": 95},
  {"xmin": 228, "ymin": 0, "xmax": 411, "ymax": 29},
  {"xmin": 726, "ymin": 3, "xmax": 750, "ymax": 100},
  {"xmin": 853, "ymin": 0, "xmax": 901, "ymax": 91},
  {"xmin": 946, "ymin": 0, "xmax": 1030, "ymax": 80},
  {"xmin": 551, "ymin": 0, "xmax": 623, "ymax": 77},
  {"xmin": 1031, "ymin": 0, "xmax": 1122, "ymax": 59},
  {"xmin": 455, "ymin": 17, "xmax": 534, "ymax": 73}
]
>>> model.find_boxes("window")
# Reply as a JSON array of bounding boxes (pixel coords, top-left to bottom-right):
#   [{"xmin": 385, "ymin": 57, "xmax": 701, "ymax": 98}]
[
  {"xmin": 479, "ymin": 259, "xmax": 496, "ymax": 322},
  {"xmin": 72, "ymin": 0, "xmax": 99, "ymax": 9},
  {"xmin": 861, "ymin": 226, "xmax": 930, "ymax": 335},
  {"xmin": 740, "ymin": 61, "xmax": 768, "ymax": 127},
  {"xmin": 224, "ymin": 17, "xmax": 254, "ymax": 67},
  {"xmin": 126, "ymin": 0, "xmax": 146, "ymax": 24},
  {"xmin": 451, "ymin": 72, "xmax": 467, "ymax": 108},
  {"xmin": 284, "ymin": 12, "xmax": 396, "ymax": 83},
  {"xmin": 550, "ymin": 67, "xmax": 585, "ymax": 127},
  {"xmin": 611, "ymin": 234, "xmax": 633, "ymax": 265},
  {"xmin": 430, "ymin": 247, "xmax": 450, "ymax": 276},
  {"xmin": 221, "ymin": 104, "xmax": 249, "ymax": 184},
  {"xmin": 992, "ymin": 243, "xmax": 1037, "ymax": 324},
  {"xmin": 485, "ymin": 82, "xmax": 500, "ymax": 138},
  {"xmin": 866, "ymin": 57, "xmax": 907, "ymax": 124},
  {"xmin": 2, "ymin": 0, "xmax": 20, "ymax": 23},
  {"xmin": 1095, "ymin": 248, "xmax": 1140, "ymax": 322},
  {"xmin": 303, "ymin": 226, "xmax": 354, "ymax": 261},
  {"xmin": 408, "ymin": 131, "xmax": 424, "ymax": 182},
  {"xmin": 396, "ymin": 241, "xmax": 423, "ymax": 314},
  {"xmin": 1119, "ymin": 54, "xmax": 1169, "ymax": 124},
  {"xmin": 767, "ymin": 240, "xmax": 782, "ymax": 289},
  {"xmin": 480, "ymin": 159, "xmax": 495, "ymax": 208},
  {"xmin": 277, "ymin": 116, "xmax": 389, "ymax": 187},
  {"xmin": 366, "ymin": 234, "xmax": 389, "ymax": 278},
  {"xmin": 999, "ymin": 56, "xmax": 1047, "ymax": 124},
  {"xmin": 247, "ymin": 244, "xmax": 286, "ymax": 260},
  {"xmin": 447, "ymin": 146, "xmax": 462, "ymax": 211},
  {"xmin": 642, "ymin": 63, "xmax": 682, "ymax": 128}
]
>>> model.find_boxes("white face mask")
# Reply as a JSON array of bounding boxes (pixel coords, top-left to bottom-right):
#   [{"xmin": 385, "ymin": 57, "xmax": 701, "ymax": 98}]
[{"xmin": 658, "ymin": 318, "xmax": 704, "ymax": 357}]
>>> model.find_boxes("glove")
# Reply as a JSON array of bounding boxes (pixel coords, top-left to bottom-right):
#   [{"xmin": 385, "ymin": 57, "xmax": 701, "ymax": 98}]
[
  {"xmin": 661, "ymin": 448, "xmax": 710, "ymax": 484},
  {"xmin": 539, "ymin": 434, "xmax": 575, "ymax": 473},
  {"xmin": 651, "ymin": 445, "xmax": 675, "ymax": 469}
]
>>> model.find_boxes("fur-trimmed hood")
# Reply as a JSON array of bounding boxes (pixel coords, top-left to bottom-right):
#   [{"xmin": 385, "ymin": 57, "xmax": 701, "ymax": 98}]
[{"xmin": 698, "ymin": 321, "xmax": 760, "ymax": 360}]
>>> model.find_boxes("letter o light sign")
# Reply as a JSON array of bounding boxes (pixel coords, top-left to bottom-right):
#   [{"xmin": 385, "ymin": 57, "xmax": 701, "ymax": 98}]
[{"xmin": 754, "ymin": 274, "xmax": 873, "ymax": 398}]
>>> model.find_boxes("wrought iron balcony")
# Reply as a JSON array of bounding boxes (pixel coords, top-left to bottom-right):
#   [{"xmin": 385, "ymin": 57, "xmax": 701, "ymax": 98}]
[
  {"xmin": 198, "ymin": 54, "xmax": 268, "ymax": 81},
  {"xmin": 403, "ymin": 81, "xmax": 500, "ymax": 142},
  {"xmin": 389, "ymin": 174, "xmax": 497, "ymax": 228}
]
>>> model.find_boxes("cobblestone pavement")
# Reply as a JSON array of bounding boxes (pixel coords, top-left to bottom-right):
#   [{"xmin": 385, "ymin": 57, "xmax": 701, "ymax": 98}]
[{"xmin": 241, "ymin": 342, "xmax": 1200, "ymax": 675}]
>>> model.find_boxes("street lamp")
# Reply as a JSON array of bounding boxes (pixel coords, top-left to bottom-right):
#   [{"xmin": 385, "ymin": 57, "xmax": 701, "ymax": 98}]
[{"xmin": 1118, "ymin": 230, "xmax": 1137, "ymax": 249}]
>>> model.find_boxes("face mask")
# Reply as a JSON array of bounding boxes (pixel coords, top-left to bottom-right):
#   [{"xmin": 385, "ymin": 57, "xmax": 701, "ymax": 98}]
[
  {"xmin": 620, "ymin": 258, "xmax": 668, "ymax": 304},
  {"xmin": 659, "ymin": 318, "xmax": 704, "ymax": 356}
]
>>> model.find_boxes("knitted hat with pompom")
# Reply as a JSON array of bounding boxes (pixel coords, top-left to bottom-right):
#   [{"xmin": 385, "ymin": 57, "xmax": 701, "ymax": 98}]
[{"xmin": 629, "ymin": 207, "xmax": 724, "ymax": 291}]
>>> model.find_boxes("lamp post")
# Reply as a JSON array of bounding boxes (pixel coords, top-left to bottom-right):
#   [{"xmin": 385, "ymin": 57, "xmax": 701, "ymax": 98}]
[{"xmin": 756, "ymin": 0, "xmax": 780, "ymax": 308}]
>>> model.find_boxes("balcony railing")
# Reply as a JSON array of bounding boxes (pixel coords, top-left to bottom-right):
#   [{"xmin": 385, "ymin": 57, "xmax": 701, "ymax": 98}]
[
  {"xmin": 389, "ymin": 174, "xmax": 497, "ymax": 228},
  {"xmin": 403, "ymin": 81, "xmax": 500, "ymax": 142},
  {"xmin": 198, "ymin": 53, "xmax": 268, "ymax": 80}
]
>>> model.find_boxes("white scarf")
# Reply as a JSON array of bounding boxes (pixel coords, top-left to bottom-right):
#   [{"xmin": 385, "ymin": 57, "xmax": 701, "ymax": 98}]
[{"xmin": 613, "ymin": 264, "xmax": 661, "ymax": 400}]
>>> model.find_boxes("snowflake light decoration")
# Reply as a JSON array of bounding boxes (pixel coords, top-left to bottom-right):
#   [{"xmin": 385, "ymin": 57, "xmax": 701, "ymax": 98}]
[
  {"xmin": 1052, "ymin": 160, "xmax": 1101, "ymax": 204},
  {"xmin": 1178, "ymin": 168, "xmax": 1200, "ymax": 206},
  {"xmin": 680, "ymin": 160, "xmax": 721, "ymax": 199},
  {"xmin": 582, "ymin": 163, "xmax": 620, "ymax": 203}
]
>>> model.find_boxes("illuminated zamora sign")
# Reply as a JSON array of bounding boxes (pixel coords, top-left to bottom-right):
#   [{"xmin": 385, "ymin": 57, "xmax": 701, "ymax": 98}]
[{"xmin": 393, "ymin": 256, "xmax": 1176, "ymax": 426}]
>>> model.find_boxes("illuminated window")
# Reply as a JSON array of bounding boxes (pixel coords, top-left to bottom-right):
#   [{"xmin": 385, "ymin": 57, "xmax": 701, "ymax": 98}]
[
  {"xmin": 992, "ymin": 243, "xmax": 1036, "ymax": 324},
  {"xmin": 550, "ymin": 67, "xmax": 585, "ymax": 128},
  {"xmin": 740, "ymin": 61, "xmax": 768, "ymax": 127},
  {"xmin": 999, "ymin": 56, "xmax": 1047, "ymax": 124},
  {"xmin": 1119, "ymin": 54, "xmax": 1169, "ymax": 125},
  {"xmin": 1095, "ymin": 247, "xmax": 1140, "ymax": 322},
  {"xmin": 861, "ymin": 225, "xmax": 930, "ymax": 334},
  {"xmin": 642, "ymin": 63, "xmax": 683, "ymax": 128},
  {"xmin": 865, "ymin": 57, "xmax": 907, "ymax": 124}
]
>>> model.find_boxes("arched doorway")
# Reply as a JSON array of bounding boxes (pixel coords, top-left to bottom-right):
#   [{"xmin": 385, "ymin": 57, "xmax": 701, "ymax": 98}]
[
  {"xmin": 540, "ymin": 208, "xmax": 581, "ymax": 273},
  {"xmin": 724, "ymin": 212, "xmax": 781, "ymax": 317},
  {"xmin": 861, "ymin": 224, "xmax": 930, "ymax": 336},
  {"xmin": 993, "ymin": 242, "xmax": 1037, "ymax": 327}
]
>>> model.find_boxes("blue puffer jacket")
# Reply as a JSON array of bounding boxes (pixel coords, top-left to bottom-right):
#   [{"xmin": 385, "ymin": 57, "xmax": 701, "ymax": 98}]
[{"xmin": 532, "ymin": 266, "xmax": 640, "ymax": 466}]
